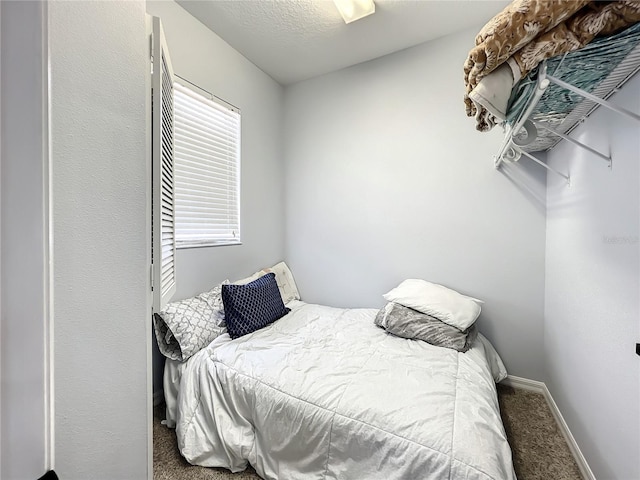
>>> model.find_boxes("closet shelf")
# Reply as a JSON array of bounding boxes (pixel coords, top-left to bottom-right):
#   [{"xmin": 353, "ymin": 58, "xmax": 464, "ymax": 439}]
[{"xmin": 494, "ymin": 22, "xmax": 640, "ymax": 182}]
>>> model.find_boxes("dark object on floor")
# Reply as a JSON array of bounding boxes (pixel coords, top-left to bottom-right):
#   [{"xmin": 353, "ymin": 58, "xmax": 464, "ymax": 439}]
[
  {"xmin": 38, "ymin": 471, "xmax": 59, "ymax": 480},
  {"xmin": 154, "ymin": 386, "xmax": 583, "ymax": 480}
]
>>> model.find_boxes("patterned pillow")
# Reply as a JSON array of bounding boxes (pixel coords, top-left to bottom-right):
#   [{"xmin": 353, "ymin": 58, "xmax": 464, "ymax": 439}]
[
  {"xmin": 153, "ymin": 281, "xmax": 228, "ymax": 361},
  {"xmin": 222, "ymin": 273, "xmax": 290, "ymax": 339},
  {"xmin": 197, "ymin": 280, "xmax": 230, "ymax": 327}
]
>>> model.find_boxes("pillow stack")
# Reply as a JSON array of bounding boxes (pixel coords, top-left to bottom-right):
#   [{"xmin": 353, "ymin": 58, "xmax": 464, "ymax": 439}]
[
  {"xmin": 153, "ymin": 261, "xmax": 300, "ymax": 360},
  {"xmin": 376, "ymin": 279, "xmax": 482, "ymax": 353}
]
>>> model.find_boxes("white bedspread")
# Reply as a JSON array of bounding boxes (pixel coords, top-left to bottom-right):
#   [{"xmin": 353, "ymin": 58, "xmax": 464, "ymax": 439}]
[{"xmin": 173, "ymin": 302, "xmax": 516, "ymax": 480}]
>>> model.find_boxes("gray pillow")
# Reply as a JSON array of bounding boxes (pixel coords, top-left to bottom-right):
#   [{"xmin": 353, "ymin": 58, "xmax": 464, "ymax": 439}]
[
  {"xmin": 153, "ymin": 282, "xmax": 228, "ymax": 361},
  {"xmin": 375, "ymin": 302, "xmax": 477, "ymax": 352},
  {"xmin": 197, "ymin": 280, "xmax": 229, "ymax": 327}
]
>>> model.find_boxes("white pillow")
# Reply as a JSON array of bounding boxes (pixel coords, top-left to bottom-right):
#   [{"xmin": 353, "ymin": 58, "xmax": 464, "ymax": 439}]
[
  {"xmin": 261, "ymin": 261, "xmax": 300, "ymax": 304},
  {"xmin": 383, "ymin": 279, "xmax": 482, "ymax": 331},
  {"xmin": 233, "ymin": 271, "xmax": 266, "ymax": 285}
]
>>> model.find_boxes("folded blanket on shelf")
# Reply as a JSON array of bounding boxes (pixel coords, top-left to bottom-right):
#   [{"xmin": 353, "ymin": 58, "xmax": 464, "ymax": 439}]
[
  {"xmin": 464, "ymin": 0, "xmax": 640, "ymax": 132},
  {"xmin": 467, "ymin": 62, "xmax": 517, "ymax": 131}
]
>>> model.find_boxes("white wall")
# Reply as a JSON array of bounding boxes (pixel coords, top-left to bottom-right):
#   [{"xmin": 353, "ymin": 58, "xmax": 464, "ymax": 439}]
[
  {"xmin": 0, "ymin": 2, "xmax": 49, "ymax": 478},
  {"xmin": 283, "ymin": 28, "xmax": 548, "ymax": 380},
  {"xmin": 49, "ymin": 1, "xmax": 151, "ymax": 478},
  {"xmin": 545, "ymin": 74, "xmax": 640, "ymax": 480},
  {"xmin": 146, "ymin": 0, "xmax": 286, "ymax": 396}
]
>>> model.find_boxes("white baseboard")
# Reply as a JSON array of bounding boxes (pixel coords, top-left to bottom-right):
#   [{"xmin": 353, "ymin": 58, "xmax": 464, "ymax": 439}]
[
  {"xmin": 501, "ymin": 375, "xmax": 545, "ymax": 393},
  {"xmin": 153, "ymin": 390, "xmax": 164, "ymax": 407},
  {"xmin": 501, "ymin": 375, "xmax": 595, "ymax": 480}
]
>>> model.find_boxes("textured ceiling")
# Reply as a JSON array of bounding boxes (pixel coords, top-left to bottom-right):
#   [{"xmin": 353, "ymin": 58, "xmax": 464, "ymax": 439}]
[{"xmin": 177, "ymin": 0, "xmax": 509, "ymax": 85}]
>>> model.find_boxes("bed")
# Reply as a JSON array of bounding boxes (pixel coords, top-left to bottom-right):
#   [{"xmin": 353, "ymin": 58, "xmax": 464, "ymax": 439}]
[{"xmin": 162, "ymin": 300, "xmax": 515, "ymax": 480}]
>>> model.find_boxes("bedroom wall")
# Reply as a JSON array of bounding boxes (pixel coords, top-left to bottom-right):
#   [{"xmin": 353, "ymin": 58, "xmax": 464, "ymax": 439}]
[
  {"xmin": 283, "ymin": 27, "xmax": 548, "ymax": 380},
  {"xmin": 0, "ymin": 2, "xmax": 49, "ymax": 478},
  {"xmin": 545, "ymin": 73, "xmax": 640, "ymax": 480},
  {"xmin": 146, "ymin": 0, "xmax": 285, "ymax": 396},
  {"xmin": 49, "ymin": 1, "xmax": 151, "ymax": 478}
]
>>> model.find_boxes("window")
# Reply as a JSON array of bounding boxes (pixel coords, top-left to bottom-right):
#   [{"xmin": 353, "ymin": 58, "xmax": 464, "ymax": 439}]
[{"xmin": 173, "ymin": 81, "xmax": 241, "ymax": 248}]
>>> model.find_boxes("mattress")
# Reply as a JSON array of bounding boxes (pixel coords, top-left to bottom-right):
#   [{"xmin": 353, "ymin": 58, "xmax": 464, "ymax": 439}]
[{"xmin": 167, "ymin": 301, "xmax": 515, "ymax": 480}]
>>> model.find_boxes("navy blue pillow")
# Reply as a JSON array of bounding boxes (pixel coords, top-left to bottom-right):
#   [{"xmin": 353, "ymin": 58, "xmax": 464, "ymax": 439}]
[{"xmin": 222, "ymin": 273, "xmax": 290, "ymax": 339}]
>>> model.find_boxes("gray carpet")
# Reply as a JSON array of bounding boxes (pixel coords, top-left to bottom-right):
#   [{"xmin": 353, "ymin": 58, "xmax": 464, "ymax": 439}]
[
  {"xmin": 497, "ymin": 384, "xmax": 583, "ymax": 480},
  {"xmin": 154, "ymin": 385, "xmax": 583, "ymax": 479}
]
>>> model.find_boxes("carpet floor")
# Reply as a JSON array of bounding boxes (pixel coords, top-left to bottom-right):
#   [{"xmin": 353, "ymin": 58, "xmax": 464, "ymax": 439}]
[{"xmin": 154, "ymin": 384, "xmax": 583, "ymax": 480}]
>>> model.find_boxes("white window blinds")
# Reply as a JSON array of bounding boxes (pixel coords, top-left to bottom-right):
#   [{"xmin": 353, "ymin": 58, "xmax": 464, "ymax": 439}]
[{"xmin": 173, "ymin": 82, "xmax": 241, "ymax": 248}]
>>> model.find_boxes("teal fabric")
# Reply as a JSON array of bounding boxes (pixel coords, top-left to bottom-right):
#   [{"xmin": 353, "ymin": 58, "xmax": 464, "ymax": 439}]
[{"xmin": 506, "ymin": 22, "xmax": 640, "ymax": 125}]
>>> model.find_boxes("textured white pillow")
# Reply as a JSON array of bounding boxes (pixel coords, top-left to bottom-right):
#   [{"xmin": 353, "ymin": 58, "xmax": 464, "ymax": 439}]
[
  {"xmin": 232, "ymin": 261, "xmax": 300, "ymax": 304},
  {"xmin": 261, "ymin": 261, "xmax": 300, "ymax": 304},
  {"xmin": 383, "ymin": 279, "xmax": 482, "ymax": 331},
  {"xmin": 233, "ymin": 271, "xmax": 266, "ymax": 285}
]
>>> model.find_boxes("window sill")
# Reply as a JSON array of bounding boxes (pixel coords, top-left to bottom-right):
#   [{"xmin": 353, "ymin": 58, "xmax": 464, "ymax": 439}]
[{"xmin": 176, "ymin": 240, "xmax": 242, "ymax": 250}]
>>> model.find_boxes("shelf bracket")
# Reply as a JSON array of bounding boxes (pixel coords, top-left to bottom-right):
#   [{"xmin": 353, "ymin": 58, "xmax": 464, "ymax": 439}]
[
  {"xmin": 533, "ymin": 121, "xmax": 612, "ymax": 169},
  {"xmin": 514, "ymin": 146, "xmax": 571, "ymax": 186}
]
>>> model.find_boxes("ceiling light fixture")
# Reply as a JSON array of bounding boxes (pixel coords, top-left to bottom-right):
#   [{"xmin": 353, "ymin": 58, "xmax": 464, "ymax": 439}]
[{"xmin": 333, "ymin": 0, "xmax": 375, "ymax": 24}]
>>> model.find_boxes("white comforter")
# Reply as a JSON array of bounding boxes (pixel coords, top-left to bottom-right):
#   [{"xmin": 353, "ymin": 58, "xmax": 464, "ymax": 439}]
[{"xmin": 172, "ymin": 302, "xmax": 516, "ymax": 480}]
